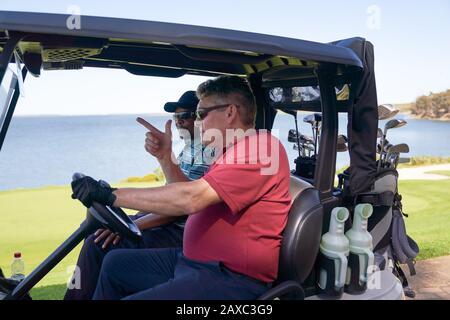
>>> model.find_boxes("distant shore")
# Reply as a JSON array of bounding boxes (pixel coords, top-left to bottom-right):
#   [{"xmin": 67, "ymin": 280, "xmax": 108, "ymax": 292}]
[
  {"xmin": 395, "ymin": 103, "xmax": 450, "ymax": 122},
  {"xmin": 398, "ymin": 110, "xmax": 450, "ymax": 122}
]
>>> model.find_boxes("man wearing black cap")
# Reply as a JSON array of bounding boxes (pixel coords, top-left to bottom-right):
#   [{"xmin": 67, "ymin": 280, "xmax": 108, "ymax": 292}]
[
  {"xmin": 143, "ymin": 90, "xmax": 211, "ymax": 182},
  {"xmin": 64, "ymin": 91, "xmax": 210, "ymax": 300}
]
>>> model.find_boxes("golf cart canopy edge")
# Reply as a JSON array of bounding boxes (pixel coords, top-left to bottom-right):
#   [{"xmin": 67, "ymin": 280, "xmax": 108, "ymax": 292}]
[{"xmin": 0, "ymin": 11, "xmax": 363, "ymax": 79}]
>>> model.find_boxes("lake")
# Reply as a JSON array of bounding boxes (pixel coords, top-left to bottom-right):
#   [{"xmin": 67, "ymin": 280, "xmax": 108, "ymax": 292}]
[{"xmin": 0, "ymin": 113, "xmax": 449, "ymax": 191}]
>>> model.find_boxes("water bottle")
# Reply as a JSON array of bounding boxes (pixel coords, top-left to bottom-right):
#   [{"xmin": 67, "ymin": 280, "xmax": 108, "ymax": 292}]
[
  {"xmin": 11, "ymin": 252, "xmax": 25, "ymax": 281},
  {"xmin": 345, "ymin": 203, "xmax": 375, "ymax": 294},
  {"xmin": 317, "ymin": 207, "xmax": 350, "ymax": 297}
]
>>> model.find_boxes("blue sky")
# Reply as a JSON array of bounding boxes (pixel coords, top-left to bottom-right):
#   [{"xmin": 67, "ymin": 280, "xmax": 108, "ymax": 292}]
[{"xmin": 1, "ymin": 0, "xmax": 449, "ymax": 115}]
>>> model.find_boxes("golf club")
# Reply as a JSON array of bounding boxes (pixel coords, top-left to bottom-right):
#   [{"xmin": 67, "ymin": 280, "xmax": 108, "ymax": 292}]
[
  {"xmin": 386, "ymin": 144, "xmax": 410, "ymax": 168},
  {"xmin": 386, "ymin": 143, "xmax": 410, "ymax": 160},
  {"xmin": 378, "ymin": 119, "xmax": 407, "ymax": 171},
  {"xmin": 377, "ymin": 128, "xmax": 383, "ymax": 139},
  {"xmin": 378, "ymin": 104, "xmax": 400, "ymax": 120},
  {"xmin": 337, "ymin": 134, "xmax": 348, "ymax": 152},
  {"xmin": 303, "ymin": 113, "xmax": 322, "ymax": 157}
]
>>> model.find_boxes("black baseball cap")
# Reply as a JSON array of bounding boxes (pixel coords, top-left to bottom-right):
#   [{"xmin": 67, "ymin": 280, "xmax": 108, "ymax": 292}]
[{"xmin": 164, "ymin": 91, "xmax": 199, "ymax": 113}]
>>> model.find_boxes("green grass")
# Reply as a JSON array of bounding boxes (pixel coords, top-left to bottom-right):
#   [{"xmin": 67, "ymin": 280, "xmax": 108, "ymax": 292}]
[
  {"xmin": 0, "ymin": 181, "xmax": 162, "ymax": 300},
  {"xmin": 399, "ymin": 179, "xmax": 450, "ymax": 260},
  {"xmin": 397, "ymin": 156, "xmax": 450, "ymax": 168},
  {"xmin": 426, "ymin": 170, "xmax": 450, "ymax": 177},
  {"xmin": 1, "ymin": 178, "xmax": 448, "ymax": 299},
  {"xmin": 30, "ymin": 284, "xmax": 67, "ymax": 300}
]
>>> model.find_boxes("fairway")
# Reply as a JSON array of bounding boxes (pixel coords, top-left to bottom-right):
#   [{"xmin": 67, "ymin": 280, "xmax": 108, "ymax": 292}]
[
  {"xmin": 0, "ymin": 178, "xmax": 448, "ymax": 299},
  {"xmin": 399, "ymin": 179, "xmax": 450, "ymax": 260},
  {"xmin": 0, "ymin": 181, "xmax": 162, "ymax": 299}
]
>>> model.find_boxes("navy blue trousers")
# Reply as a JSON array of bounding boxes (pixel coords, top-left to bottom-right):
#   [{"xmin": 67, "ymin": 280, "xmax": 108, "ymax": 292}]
[
  {"xmin": 64, "ymin": 214, "xmax": 184, "ymax": 300},
  {"xmin": 93, "ymin": 248, "xmax": 269, "ymax": 300}
]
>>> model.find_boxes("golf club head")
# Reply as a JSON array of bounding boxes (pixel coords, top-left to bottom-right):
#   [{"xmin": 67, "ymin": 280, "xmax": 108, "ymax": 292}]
[
  {"xmin": 377, "ymin": 140, "xmax": 390, "ymax": 154},
  {"xmin": 294, "ymin": 143, "xmax": 314, "ymax": 156},
  {"xmin": 378, "ymin": 104, "xmax": 399, "ymax": 120},
  {"xmin": 377, "ymin": 128, "xmax": 383, "ymax": 138},
  {"xmin": 385, "ymin": 118, "xmax": 407, "ymax": 131},
  {"xmin": 391, "ymin": 153, "xmax": 400, "ymax": 168},
  {"xmin": 303, "ymin": 113, "xmax": 322, "ymax": 124},
  {"xmin": 382, "ymin": 143, "xmax": 393, "ymax": 163},
  {"xmin": 388, "ymin": 143, "xmax": 410, "ymax": 154},
  {"xmin": 384, "ymin": 143, "xmax": 393, "ymax": 153},
  {"xmin": 337, "ymin": 134, "xmax": 348, "ymax": 145},
  {"xmin": 386, "ymin": 152, "xmax": 401, "ymax": 168},
  {"xmin": 300, "ymin": 134, "xmax": 314, "ymax": 144},
  {"xmin": 378, "ymin": 119, "xmax": 406, "ymax": 172},
  {"xmin": 337, "ymin": 134, "xmax": 348, "ymax": 152},
  {"xmin": 303, "ymin": 142, "xmax": 315, "ymax": 152},
  {"xmin": 337, "ymin": 143, "xmax": 348, "ymax": 152},
  {"xmin": 287, "ymin": 129, "xmax": 298, "ymax": 143}
]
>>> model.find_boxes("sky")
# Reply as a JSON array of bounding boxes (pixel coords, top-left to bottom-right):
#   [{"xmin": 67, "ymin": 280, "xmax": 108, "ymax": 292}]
[{"xmin": 1, "ymin": 0, "xmax": 449, "ymax": 115}]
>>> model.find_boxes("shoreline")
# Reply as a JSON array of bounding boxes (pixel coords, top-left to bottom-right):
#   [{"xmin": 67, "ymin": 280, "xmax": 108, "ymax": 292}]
[
  {"xmin": 1, "ymin": 164, "xmax": 449, "ymax": 193},
  {"xmin": 0, "ymin": 180, "xmax": 164, "ymax": 193},
  {"xmin": 406, "ymin": 113, "xmax": 450, "ymax": 122},
  {"xmin": 396, "ymin": 110, "xmax": 450, "ymax": 122}
]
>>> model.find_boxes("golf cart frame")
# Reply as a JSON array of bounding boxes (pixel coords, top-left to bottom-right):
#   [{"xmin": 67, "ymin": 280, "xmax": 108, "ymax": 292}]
[{"xmin": 0, "ymin": 11, "xmax": 400, "ymax": 300}]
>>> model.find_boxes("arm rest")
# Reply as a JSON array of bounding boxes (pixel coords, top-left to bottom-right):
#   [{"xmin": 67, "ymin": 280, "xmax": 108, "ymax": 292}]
[{"xmin": 257, "ymin": 280, "xmax": 305, "ymax": 300}]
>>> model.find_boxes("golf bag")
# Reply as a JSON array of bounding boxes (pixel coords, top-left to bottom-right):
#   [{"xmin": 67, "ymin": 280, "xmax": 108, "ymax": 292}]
[{"xmin": 339, "ymin": 167, "xmax": 419, "ymax": 295}]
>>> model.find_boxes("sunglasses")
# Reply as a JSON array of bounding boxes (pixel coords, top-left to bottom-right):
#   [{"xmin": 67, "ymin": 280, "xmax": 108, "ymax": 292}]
[
  {"xmin": 196, "ymin": 104, "xmax": 238, "ymax": 120},
  {"xmin": 173, "ymin": 111, "xmax": 196, "ymax": 120}
]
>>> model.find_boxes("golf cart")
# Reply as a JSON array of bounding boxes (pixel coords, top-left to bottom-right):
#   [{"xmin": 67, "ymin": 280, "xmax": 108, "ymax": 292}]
[{"xmin": 0, "ymin": 11, "xmax": 417, "ymax": 300}]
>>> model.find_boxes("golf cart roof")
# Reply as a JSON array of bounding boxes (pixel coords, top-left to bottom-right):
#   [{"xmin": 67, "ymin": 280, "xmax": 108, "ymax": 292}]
[{"xmin": 0, "ymin": 11, "xmax": 363, "ymax": 81}]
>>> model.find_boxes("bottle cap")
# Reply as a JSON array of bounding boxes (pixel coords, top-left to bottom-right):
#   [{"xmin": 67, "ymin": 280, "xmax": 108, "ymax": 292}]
[{"xmin": 14, "ymin": 252, "xmax": 21, "ymax": 258}]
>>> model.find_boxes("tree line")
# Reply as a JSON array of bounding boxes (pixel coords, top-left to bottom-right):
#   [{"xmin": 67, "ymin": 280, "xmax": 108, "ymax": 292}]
[{"xmin": 411, "ymin": 89, "xmax": 450, "ymax": 120}]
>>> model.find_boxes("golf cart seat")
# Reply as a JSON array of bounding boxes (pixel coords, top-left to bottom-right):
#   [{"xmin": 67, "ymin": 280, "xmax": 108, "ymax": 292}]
[{"xmin": 259, "ymin": 175, "xmax": 323, "ymax": 300}]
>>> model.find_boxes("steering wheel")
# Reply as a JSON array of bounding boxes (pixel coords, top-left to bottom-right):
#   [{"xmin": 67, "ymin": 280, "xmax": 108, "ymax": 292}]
[{"xmin": 72, "ymin": 173, "xmax": 142, "ymax": 242}]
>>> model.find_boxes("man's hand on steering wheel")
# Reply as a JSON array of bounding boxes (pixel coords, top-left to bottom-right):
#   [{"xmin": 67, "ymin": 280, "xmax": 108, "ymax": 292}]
[{"xmin": 71, "ymin": 176, "xmax": 117, "ymax": 208}]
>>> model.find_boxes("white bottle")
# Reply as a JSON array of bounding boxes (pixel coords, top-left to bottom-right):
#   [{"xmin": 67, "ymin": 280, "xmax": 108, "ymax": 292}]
[
  {"xmin": 319, "ymin": 207, "xmax": 350, "ymax": 294},
  {"xmin": 11, "ymin": 252, "xmax": 25, "ymax": 281},
  {"xmin": 345, "ymin": 203, "xmax": 375, "ymax": 291}
]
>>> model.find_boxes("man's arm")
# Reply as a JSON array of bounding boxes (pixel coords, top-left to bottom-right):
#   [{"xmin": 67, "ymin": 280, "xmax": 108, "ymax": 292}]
[
  {"xmin": 93, "ymin": 214, "xmax": 182, "ymax": 249},
  {"xmin": 134, "ymin": 213, "xmax": 181, "ymax": 230},
  {"xmin": 158, "ymin": 154, "xmax": 190, "ymax": 183},
  {"xmin": 113, "ymin": 178, "xmax": 221, "ymax": 216}
]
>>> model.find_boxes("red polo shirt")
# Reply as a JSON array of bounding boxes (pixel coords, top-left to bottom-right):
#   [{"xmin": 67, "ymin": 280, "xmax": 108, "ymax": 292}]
[{"xmin": 183, "ymin": 131, "xmax": 291, "ymax": 282}]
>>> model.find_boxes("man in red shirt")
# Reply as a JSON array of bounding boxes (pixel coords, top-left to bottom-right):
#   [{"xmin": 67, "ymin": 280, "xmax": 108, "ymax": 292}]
[{"xmin": 71, "ymin": 75, "xmax": 292, "ymax": 299}]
